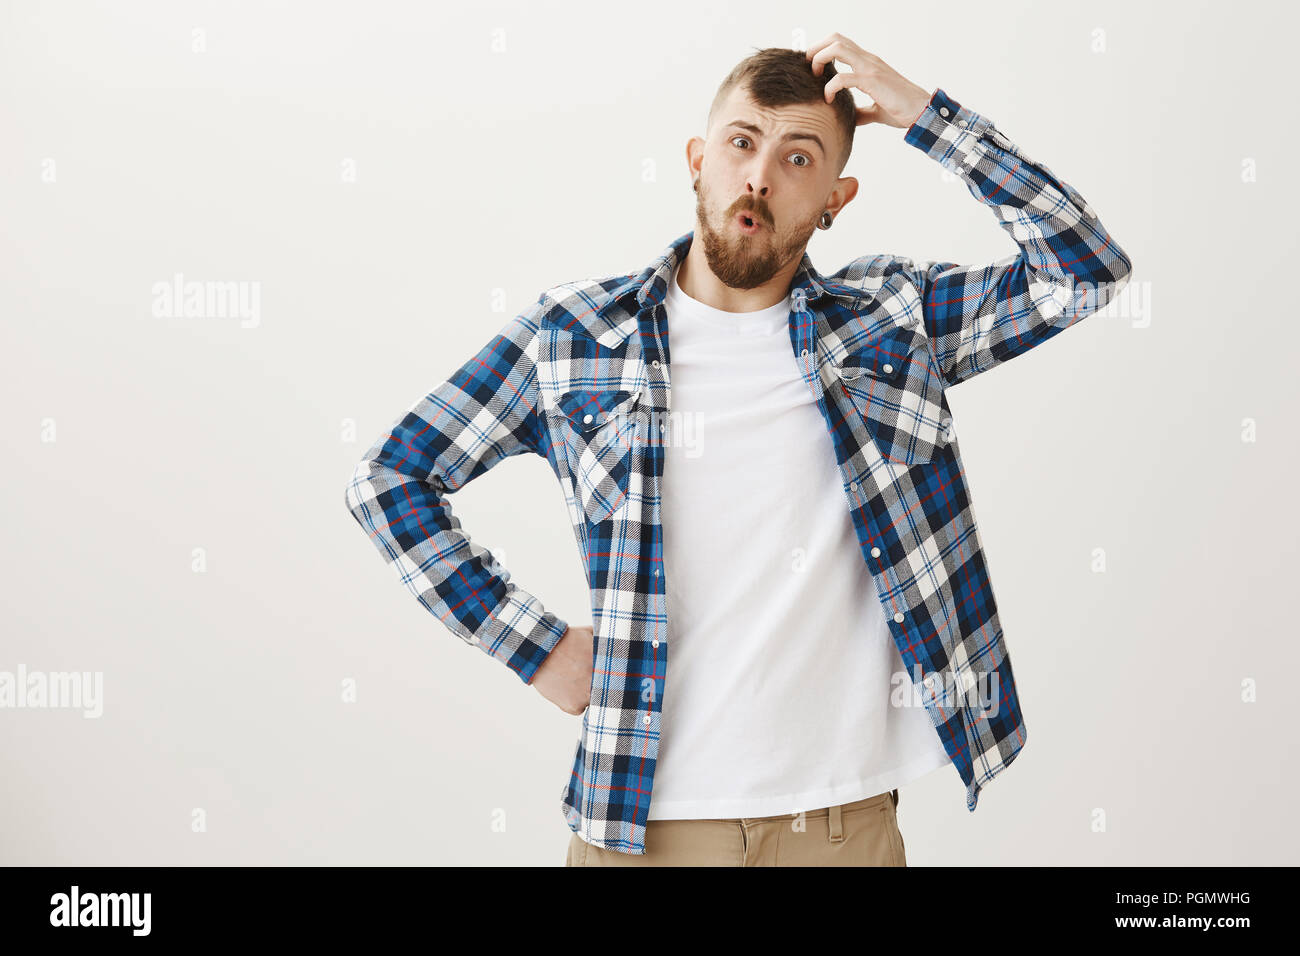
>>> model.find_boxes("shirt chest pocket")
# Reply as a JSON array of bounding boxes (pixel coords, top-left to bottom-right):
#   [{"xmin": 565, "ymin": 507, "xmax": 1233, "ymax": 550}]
[
  {"xmin": 835, "ymin": 326, "xmax": 949, "ymax": 466},
  {"xmin": 555, "ymin": 386, "xmax": 643, "ymax": 524}
]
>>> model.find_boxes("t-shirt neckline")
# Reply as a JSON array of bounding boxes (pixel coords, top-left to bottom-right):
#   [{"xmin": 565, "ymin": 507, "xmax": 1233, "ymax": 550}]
[{"xmin": 667, "ymin": 264, "xmax": 791, "ymax": 337}]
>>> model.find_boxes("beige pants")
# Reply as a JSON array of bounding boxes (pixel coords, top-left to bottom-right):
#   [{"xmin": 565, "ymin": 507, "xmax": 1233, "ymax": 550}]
[{"xmin": 565, "ymin": 788, "xmax": 905, "ymax": 866}]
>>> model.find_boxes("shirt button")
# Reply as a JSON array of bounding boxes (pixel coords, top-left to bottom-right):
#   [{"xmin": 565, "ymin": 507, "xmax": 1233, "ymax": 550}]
[
  {"xmin": 957, "ymin": 119, "xmax": 967, "ymax": 127},
  {"xmin": 653, "ymin": 568, "xmax": 659, "ymax": 576},
  {"xmin": 583, "ymin": 414, "xmax": 593, "ymax": 424},
  {"xmin": 651, "ymin": 359, "xmax": 660, "ymax": 368},
  {"xmin": 801, "ymin": 348, "xmax": 808, "ymax": 357},
  {"xmin": 642, "ymin": 715, "xmax": 651, "ymax": 725},
  {"xmin": 652, "ymin": 639, "xmax": 659, "ymax": 647},
  {"xmin": 882, "ymin": 363, "xmax": 893, "ymax": 374},
  {"xmin": 659, "ymin": 423, "xmax": 665, "ymax": 433},
  {"xmin": 871, "ymin": 547, "xmax": 881, "ymax": 558},
  {"xmin": 893, "ymin": 612, "xmax": 904, "ymax": 623},
  {"xmin": 939, "ymin": 107, "xmax": 950, "ymax": 117}
]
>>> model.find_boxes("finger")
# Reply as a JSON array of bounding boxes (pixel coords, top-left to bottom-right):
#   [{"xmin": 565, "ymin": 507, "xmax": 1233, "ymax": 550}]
[
  {"xmin": 803, "ymin": 32, "xmax": 841, "ymax": 66},
  {"xmin": 806, "ymin": 40, "xmax": 841, "ymax": 77},
  {"xmin": 822, "ymin": 72, "xmax": 856, "ymax": 103},
  {"xmin": 807, "ymin": 39, "xmax": 852, "ymax": 77},
  {"xmin": 855, "ymin": 104, "xmax": 884, "ymax": 127},
  {"xmin": 808, "ymin": 34, "xmax": 869, "ymax": 71}
]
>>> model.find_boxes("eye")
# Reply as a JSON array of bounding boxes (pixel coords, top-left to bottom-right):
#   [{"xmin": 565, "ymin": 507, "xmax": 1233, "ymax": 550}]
[{"xmin": 730, "ymin": 135, "xmax": 811, "ymax": 168}]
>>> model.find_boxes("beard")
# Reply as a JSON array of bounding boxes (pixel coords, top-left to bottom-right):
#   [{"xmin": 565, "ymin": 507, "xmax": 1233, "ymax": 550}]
[{"xmin": 694, "ymin": 178, "xmax": 822, "ymax": 290}]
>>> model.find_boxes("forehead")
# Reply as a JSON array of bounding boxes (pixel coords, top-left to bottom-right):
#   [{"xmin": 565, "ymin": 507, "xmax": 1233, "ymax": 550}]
[{"xmin": 712, "ymin": 84, "xmax": 840, "ymax": 141}]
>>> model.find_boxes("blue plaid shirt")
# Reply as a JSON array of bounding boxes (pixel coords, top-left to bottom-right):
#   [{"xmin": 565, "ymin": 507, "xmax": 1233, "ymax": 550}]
[{"xmin": 345, "ymin": 88, "xmax": 1133, "ymax": 855}]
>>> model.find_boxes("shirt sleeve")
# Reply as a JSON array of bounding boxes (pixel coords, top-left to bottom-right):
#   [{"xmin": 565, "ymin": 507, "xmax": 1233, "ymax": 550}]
[
  {"xmin": 899, "ymin": 87, "xmax": 1134, "ymax": 386},
  {"xmin": 344, "ymin": 295, "xmax": 569, "ymax": 685}
]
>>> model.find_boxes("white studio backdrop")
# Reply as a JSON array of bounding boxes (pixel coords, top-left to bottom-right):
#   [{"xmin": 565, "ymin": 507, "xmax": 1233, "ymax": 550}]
[{"xmin": 1, "ymin": 0, "xmax": 1295, "ymax": 865}]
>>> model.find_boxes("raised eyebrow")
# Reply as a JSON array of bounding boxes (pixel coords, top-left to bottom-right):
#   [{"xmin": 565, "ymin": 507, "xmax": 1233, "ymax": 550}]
[{"xmin": 725, "ymin": 121, "xmax": 825, "ymax": 157}]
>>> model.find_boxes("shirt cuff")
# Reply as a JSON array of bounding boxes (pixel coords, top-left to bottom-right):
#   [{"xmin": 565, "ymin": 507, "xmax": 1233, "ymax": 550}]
[
  {"xmin": 903, "ymin": 88, "xmax": 996, "ymax": 166},
  {"xmin": 469, "ymin": 586, "xmax": 570, "ymax": 685}
]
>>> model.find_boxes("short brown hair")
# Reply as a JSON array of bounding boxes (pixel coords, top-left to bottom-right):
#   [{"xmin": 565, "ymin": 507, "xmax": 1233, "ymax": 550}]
[{"xmin": 707, "ymin": 47, "xmax": 857, "ymax": 175}]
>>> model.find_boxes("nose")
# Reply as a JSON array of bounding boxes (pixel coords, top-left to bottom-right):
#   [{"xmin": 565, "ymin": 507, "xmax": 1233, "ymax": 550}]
[{"xmin": 744, "ymin": 153, "xmax": 774, "ymax": 200}]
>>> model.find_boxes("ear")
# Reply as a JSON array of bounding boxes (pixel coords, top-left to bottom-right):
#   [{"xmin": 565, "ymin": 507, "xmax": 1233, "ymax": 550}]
[
  {"xmin": 685, "ymin": 136, "xmax": 705, "ymax": 183},
  {"xmin": 828, "ymin": 175, "xmax": 859, "ymax": 216}
]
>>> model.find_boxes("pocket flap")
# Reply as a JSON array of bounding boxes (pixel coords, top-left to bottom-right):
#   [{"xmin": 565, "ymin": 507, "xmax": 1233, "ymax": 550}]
[
  {"xmin": 557, "ymin": 387, "xmax": 641, "ymax": 433},
  {"xmin": 835, "ymin": 327, "xmax": 919, "ymax": 385}
]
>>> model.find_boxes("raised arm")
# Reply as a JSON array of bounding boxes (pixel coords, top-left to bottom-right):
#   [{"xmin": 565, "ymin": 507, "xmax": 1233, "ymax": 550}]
[
  {"xmin": 899, "ymin": 88, "xmax": 1132, "ymax": 385},
  {"xmin": 807, "ymin": 34, "xmax": 1133, "ymax": 386}
]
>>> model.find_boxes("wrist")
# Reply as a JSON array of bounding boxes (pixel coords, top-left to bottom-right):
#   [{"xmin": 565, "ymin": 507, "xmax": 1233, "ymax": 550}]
[{"xmin": 905, "ymin": 88, "xmax": 937, "ymax": 131}]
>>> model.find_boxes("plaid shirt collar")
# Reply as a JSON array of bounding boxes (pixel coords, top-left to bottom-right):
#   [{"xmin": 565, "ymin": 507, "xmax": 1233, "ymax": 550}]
[{"xmin": 552, "ymin": 229, "xmax": 845, "ymax": 348}]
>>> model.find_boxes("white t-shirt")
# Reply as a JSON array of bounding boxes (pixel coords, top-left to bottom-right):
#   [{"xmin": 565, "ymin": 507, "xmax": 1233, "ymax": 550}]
[{"xmin": 647, "ymin": 262, "xmax": 951, "ymax": 820}]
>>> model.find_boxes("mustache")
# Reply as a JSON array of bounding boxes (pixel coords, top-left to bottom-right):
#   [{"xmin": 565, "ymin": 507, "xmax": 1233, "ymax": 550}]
[
  {"xmin": 694, "ymin": 181, "xmax": 773, "ymax": 227},
  {"xmin": 730, "ymin": 201, "xmax": 771, "ymax": 226}
]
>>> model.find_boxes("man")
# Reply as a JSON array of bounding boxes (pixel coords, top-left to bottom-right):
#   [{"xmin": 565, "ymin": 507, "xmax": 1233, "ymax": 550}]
[{"xmin": 344, "ymin": 34, "xmax": 1132, "ymax": 866}]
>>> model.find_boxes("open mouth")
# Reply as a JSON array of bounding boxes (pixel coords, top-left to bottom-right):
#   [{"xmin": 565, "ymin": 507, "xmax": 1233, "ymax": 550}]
[{"xmin": 735, "ymin": 211, "xmax": 764, "ymax": 234}]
